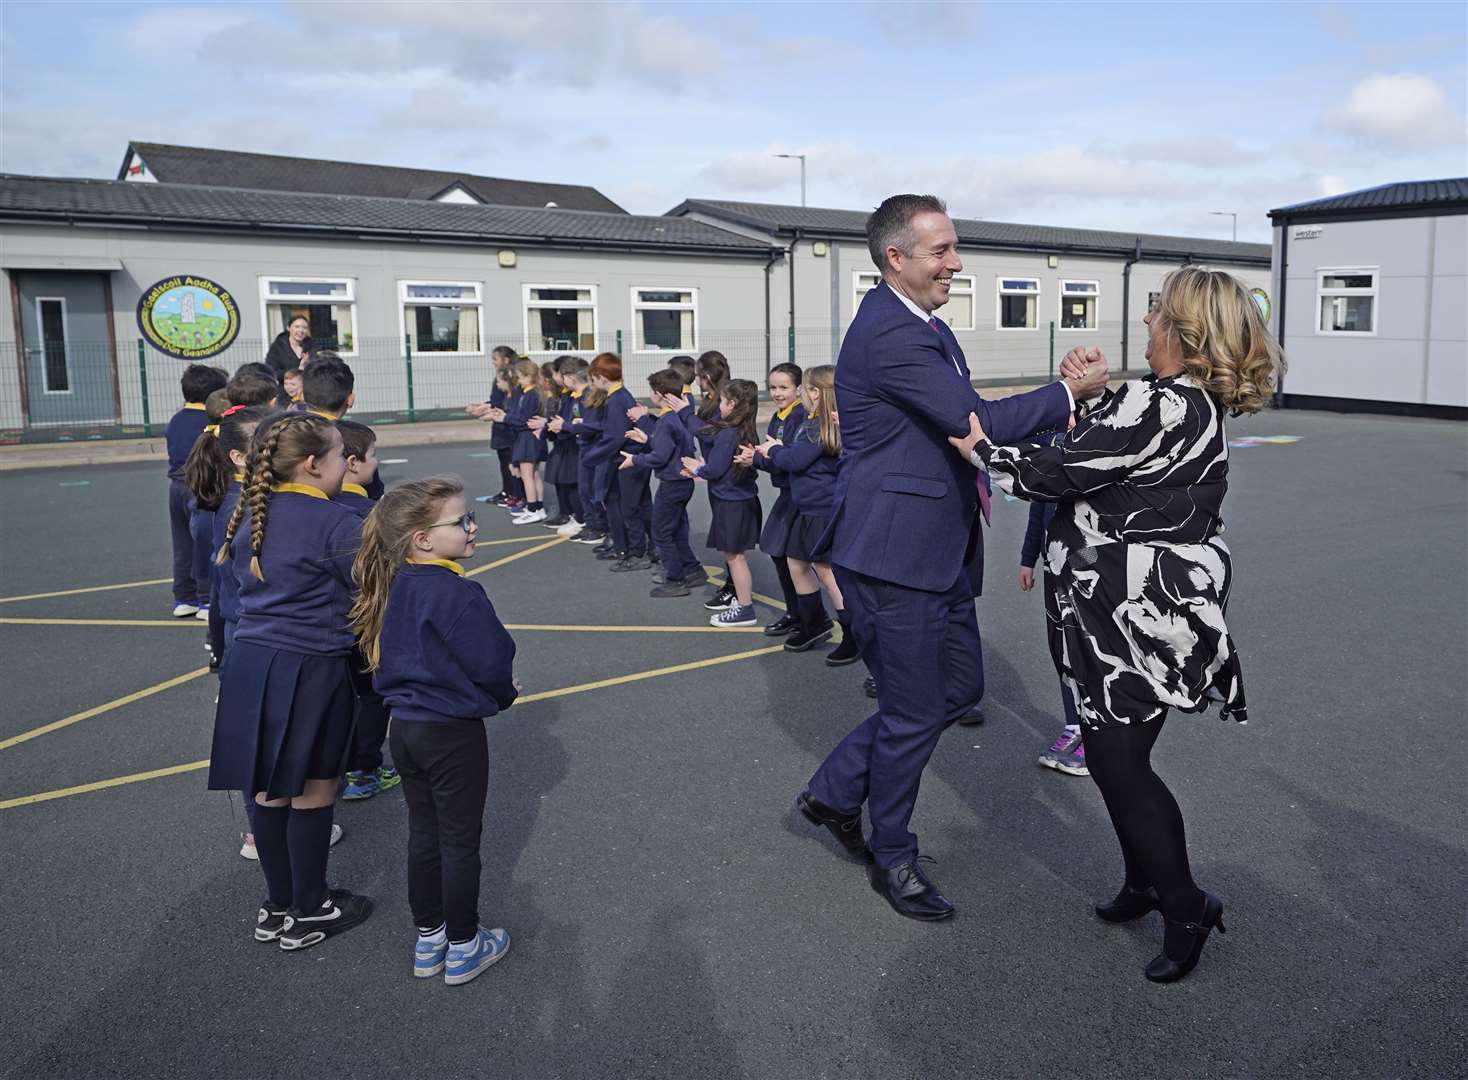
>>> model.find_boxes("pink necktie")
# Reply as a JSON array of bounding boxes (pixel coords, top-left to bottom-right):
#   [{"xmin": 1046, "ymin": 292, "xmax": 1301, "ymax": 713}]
[{"xmin": 930, "ymin": 317, "xmax": 991, "ymax": 526}]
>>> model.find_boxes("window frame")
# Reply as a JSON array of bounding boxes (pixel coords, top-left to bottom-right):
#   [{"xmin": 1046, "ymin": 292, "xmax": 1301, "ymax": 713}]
[
  {"xmin": 258, "ymin": 275, "xmax": 359, "ymax": 357},
  {"xmin": 853, "ymin": 270, "xmax": 881, "ymax": 318},
  {"xmin": 1057, "ymin": 278, "xmax": 1100, "ymax": 332},
  {"xmin": 396, "ymin": 279, "xmax": 485, "ymax": 357},
  {"xmin": 995, "ymin": 276, "xmax": 1042, "ymax": 332},
  {"xmin": 1315, "ymin": 266, "xmax": 1378, "ymax": 337},
  {"xmin": 629, "ymin": 285, "xmax": 700, "ymax": 354},
  {"xmin": 33, "ymin": 295, "xmax": 73, "ymax": 394},
  {"xmin": 522, "ymin": 283, "xmax": 600, "ymax": 355},
  {"xmin": 939, "ymin": 274, "xmax": 977, "ymax": 332}
]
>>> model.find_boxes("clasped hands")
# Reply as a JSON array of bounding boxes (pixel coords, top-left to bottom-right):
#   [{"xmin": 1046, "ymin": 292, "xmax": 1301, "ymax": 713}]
[{"xmin": 946, "ymin": 346, "xmax": 1107, "ymax": 461}]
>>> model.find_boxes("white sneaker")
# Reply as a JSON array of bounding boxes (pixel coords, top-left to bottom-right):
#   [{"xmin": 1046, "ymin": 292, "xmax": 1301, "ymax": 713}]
[
  {"xmin": 556, "ymin": 517, "xmax": 585, "ymax": 537},
  {"xmin": 329, "ymin": 823, "xmax": 343, "ymax": 847},
  {"xmin": 195, "ymin": 606, "xmax": 210, "ymax": 621},
  {"xmin": 513, "ymin": 508, "xmax": 547, "ymax": 525},
  {"xmin": 239, "ymin": 832, "xmax": 257, "ymax": 860},
  {"xmin": 172, "ymin": 603, "xmax": 200, "ymax": 618}
]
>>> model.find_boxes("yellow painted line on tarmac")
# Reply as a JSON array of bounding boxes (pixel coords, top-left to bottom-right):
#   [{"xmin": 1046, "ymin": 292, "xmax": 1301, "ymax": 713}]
[
  {"xmin": 0, "ymin": 759, "xmax": 211, "ymax": 809},
  {"xmin": 0, "ymin": 577, "xmax": 172, "ymax": 604},
  {"xmin": 0, "ymin": 617, "xmax": 198, "ymax": 628},
  {"xmin": 465, "ymin": 536, "xmax": 566, "ymax": 576},
  {"xmin": 0, "ymin": 642, "xmax": 787, "ymax": 808},
  {"xmin": 504, "ymin": 623, "xmax": 762, "ymax": 633},
  {"xmin": 0, "ymin": 666, "xmax": 212, "ymax": 752}
]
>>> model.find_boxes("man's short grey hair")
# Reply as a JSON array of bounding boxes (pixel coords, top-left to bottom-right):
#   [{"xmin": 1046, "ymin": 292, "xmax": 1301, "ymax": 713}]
[{"xmin": 866, "ymin": 194, "xmax": 948, "ymax": 273}]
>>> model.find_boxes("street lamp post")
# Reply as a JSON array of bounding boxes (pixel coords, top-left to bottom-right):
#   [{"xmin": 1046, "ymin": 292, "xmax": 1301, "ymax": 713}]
[
  {"xmin": 1210, "ymin": 210, "xmax": 1237, "ymax": 242},
  {"xmin": 775, "ymin": 153, "xmax": 806, "ymax": 207}
]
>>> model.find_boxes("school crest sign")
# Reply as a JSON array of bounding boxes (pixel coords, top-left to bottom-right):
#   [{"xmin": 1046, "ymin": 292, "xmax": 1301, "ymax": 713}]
[{"xmin": 137, "ymin": 275, "xmax": 240, "ymax": 359}]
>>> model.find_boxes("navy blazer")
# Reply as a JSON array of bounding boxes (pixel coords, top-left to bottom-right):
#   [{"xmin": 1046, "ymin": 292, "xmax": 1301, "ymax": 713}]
[{"xmin": 826, "ymin": 281, "xmax": 1071, "ymax": 593}]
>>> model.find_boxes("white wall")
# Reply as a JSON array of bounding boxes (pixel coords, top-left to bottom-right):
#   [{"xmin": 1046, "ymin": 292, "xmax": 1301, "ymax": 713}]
[{"xmin": 1275, "ymin": 214, "xmax": 1468, "ymax": 407}]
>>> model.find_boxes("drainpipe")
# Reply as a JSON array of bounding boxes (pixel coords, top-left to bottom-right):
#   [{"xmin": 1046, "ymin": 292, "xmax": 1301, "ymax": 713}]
[
  {"xmin": 1120, "ymin": 237, "xmax": 1142, "ymax": 372},
  {"xmin": 1274, "ymin": 219, "xmax": 1288, "ymax": 407},
  {"xmin": 764, "ymin": 248, "xmax": 779, "ymax": 372},
  {"xmin": 787, "ymin": 229, "xmax": 800, "ymax": 358}
]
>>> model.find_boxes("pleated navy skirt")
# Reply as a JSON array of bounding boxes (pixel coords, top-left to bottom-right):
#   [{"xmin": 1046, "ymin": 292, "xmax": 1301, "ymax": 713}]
[
  {"xmin": 511, "ymin": 429, "xmax": 547, "ymax": 465},
  {"xmin": 788, "ymin": 511, "xmax": 833, "ymax": 563},
  {"xmin": 544, "ymin": 440, "xmax": 579, "ymax": 485},
  {"xmin": 707, "ymin": 495, "xmax": 762, "ymax": 554},
  {"xmin": 759, "ymin": 489, "xmax": 797, "ymax": 557},
  {"xmin": 208, "ymin": 641, "xmax": 356, "ymax": 799}
]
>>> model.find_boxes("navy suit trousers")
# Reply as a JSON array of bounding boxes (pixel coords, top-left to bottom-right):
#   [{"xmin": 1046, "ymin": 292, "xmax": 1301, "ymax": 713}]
[
  {"xmin": 651, "ymin": 479, "xmax": 698, "ymax": 580},
  {"xmin": 808, "ymin": 563, "xmax": 985, "ymax": 869}
]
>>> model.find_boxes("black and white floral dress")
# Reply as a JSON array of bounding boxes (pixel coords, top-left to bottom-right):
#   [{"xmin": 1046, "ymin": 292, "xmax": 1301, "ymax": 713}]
[{"xmin": 973, "ymin": 374, "xmax": 1248, "ymax": 729}]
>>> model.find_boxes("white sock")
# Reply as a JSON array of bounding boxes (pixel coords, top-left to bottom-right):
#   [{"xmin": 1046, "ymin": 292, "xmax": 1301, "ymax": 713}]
[
  {"xmin": 449, "ymin": 931, "xmax": 479, "ymax": 953},
  {"xmin": 418, "ymin": 923, "xmax": 446, "ymax": 945}
]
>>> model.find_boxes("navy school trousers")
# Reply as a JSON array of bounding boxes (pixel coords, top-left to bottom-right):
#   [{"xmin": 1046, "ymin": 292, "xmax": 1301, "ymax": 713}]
[
  {"xmin": 169, "ymin": 478, "xmax": 200, "ymax": 604},
  {"xmin": 807, "ymin": 563, "xmax": 985, "ymax": 869},
  {"xmin": 606, "ymin": 463, "xmax": 652, "ymax": 555},
  {"xmin": 651, "ymin": 478, "xmax": 698, "ymax": 580}
]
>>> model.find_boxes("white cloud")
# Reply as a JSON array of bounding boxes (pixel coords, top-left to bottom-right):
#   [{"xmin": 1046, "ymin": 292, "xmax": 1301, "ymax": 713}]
[
  {"xmin": 1322, "ymin": 73, "xmax": 1467, "ymax": 152},
  {"xmin": 1319, "ymin": 174, "xmax": 1349, "ymax": 196},
  {"xmin": 1115, "ymin": 136, "xmax": 1265, "ymax": 169}
]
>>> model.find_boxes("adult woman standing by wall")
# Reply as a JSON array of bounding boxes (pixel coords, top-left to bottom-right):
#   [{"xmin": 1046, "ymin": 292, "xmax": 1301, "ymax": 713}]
[
  {"xmin": 265, "ymin": 315, "xmax": 313, "ymax": 380},
  {"xmin": 950, "ymin": 266, "xmax": 1283, "ymax": 982}
]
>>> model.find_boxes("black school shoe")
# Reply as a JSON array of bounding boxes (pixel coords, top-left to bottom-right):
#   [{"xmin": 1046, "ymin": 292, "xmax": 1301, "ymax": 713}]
[
  {"xmin": 825, "ymin": 634, "xmax": 861, "ymax": 667},
  {"xmin": 278, "ymin": 890, "xmax": 374, "ymax": 951},
  {"xmin": 571, "ymin": 529, "xmax": 607, "ymax": 545},
  {"xmin": 612, "ymin": 555, "xmax": 654, "ymax": 571},
  {"xmin": 541, "ymin": 513, "xmax": 570, "ymax": 528},
  {"xmin": 763, "ymin": 613, "xmax": 799, "ymax": 637},
  {"xmin": 784, "ymin": 619, "xmax": 834, "ymax": 652},
  {"xmin": 595, "ymin": 547, "xmax": 625, "ymax": 561},
  {"xmin": 682, "ymin": 567, "xmax": 710, "ymax": 588},
  {"xmin": 650, "ymin": 580, "xmax": 691, "ymax": 598}
]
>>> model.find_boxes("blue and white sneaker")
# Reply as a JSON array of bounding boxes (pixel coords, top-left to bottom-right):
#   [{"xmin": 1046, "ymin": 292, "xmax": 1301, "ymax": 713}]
[
  {"xmin": 444, "ymin": 926, "xmax": 510, "ymax": 985},
  {"xmin": 709, "ymin": 602, "xmax": 757, "ymax": 628},
  {"xmin": 414, "ymin": 928, "xmax": 449, "ymax": 979}
]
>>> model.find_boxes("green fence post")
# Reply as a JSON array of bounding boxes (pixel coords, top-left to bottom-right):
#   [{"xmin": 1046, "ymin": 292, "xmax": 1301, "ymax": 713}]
[
  {"xmin": 137, "ymin": 340, "xmax": 153, "ymax": 437},
  {"xmin": 615, "ymin": 329, "xmax": 623, "ymax": 356},
  {"xmin": 1048, "ymin": 321, "xmax": 1055, "ymax": 381},
  {"xmin": 404, "ymin": 336, "xmax": 416, "ymax": 423},
  {"xmin": 787, "ymin": 326, "xmax": 795, "ymax": 363}
]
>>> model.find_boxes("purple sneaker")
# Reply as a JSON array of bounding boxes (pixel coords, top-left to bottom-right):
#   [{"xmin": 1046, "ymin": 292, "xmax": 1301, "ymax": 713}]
[
  {"xmin": 1038, "ymin": 727, "xmax": 1083, "ymax": 771},
  {"xmin": 1056, "ymin": 740, "xmax": 1089, "ymax": 777}
]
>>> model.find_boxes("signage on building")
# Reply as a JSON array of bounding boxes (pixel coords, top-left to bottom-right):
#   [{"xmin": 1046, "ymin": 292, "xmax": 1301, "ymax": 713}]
[
  {"xmin": 1293, "ymin": 226, "xmax": 1323, "ymax": 240},
  {"xmin": 136, "ymin": 275, "xmax": 241, "ymax": 359},
  {"xmin": 1250, "ymin": 287, "xmax": 1272, "ymax": 322}
]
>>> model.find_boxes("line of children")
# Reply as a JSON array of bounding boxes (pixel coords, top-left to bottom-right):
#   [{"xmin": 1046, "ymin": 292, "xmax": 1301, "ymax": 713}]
[{"xmin": 619, "ymin": 368, "xmax": 704, "ymax": 596}]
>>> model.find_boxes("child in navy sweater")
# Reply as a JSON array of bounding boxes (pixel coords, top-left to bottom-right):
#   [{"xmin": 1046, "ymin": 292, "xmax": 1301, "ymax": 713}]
[
  {"xmin": 208, "ymin": 412, "xmax": 372, "ymax": 950},
  {"xmin": 352, "ymin": 476, "xmax": 517, "ymax": 986},
  {"xmin": 750, "ymin": 363, "xmax": 806, "ymax": 635},
  {"xmin": 544, "ymin": 356, "xmax": 590, "ymax": 536},
  {"xmin": 333, "ymin": 419, "xmax": 401, "ymax": 802},
  {"xmin": 621, "ymin": 369, "xmax": 704, "ymax": 597},
  {"xmin": 166, "ymin": 364, "xmax": 227, "ymax": 616},
  {"xmin": 683, "ymin": 378, "xmax": 763, "ymax": 627},
  {"xmin": 1020, "ymin": 483, "xmax": 1086, "ymax": 778}
]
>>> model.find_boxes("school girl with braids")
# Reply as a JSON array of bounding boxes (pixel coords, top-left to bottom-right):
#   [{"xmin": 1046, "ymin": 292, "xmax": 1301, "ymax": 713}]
[
  {"xmin": 352, "ymin": 477, "xmax": 517, "ymax": 985},
  {"xmin": 207, "ymin": 412, "xmax": 373, "ymax": 950}
]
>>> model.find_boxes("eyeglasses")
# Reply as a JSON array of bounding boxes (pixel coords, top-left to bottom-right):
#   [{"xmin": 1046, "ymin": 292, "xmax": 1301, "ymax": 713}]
[{"xmin": 428, "ymin": 511, "xmax": 476, "ymax": 533}]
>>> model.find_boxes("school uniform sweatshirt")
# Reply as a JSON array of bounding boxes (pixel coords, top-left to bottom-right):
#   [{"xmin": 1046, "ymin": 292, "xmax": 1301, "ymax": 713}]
[
  {"xmin": 697, "ymin": 426, "xmax": 759, "ymax": 501},
  {"xmin": 630, "ymin": 405, "xmax": 697, "ymax": 483},
  {"xmin": 373, "ymin": 562, "xmax": 519, "ymax": 723},
  {"xmin": 165, "ymin": 404, "xmax": 209, "ymax": 480},
  {"xmin": 766, "ymin": 420, "xmax": 839, "ymax": 516}
]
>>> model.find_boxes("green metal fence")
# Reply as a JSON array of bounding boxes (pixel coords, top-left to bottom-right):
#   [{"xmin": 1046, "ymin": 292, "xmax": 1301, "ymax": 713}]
[{"xmin": 0, "ymin": 322, "xmax": 1084, "ymax": 443}]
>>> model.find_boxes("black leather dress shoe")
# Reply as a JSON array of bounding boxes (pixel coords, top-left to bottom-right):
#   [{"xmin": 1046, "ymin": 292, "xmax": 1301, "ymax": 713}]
[
  {"xmin": 870, "ymin": 859, "xmax": 955, "ymax": 921},
  {"xmin": 763, "ymin": 613, "xmax": 799, "ymax": 636},
  {"xmin": 796, "ymin": 791, "xmax": 872, "ymax": 862}
]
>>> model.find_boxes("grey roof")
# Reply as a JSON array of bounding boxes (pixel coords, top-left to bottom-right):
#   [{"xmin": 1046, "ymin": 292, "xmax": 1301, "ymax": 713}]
[
  {"xmin": 668, "ymin": 199, "xmax": 1272, "ymax": 265},
  {"xmin": 1269, "ymin": 178, "xmax": 1468, "ymax": 220},
  {"xmin": 120, "ymin": 141, "xmax": 627, "ymax": 214},
  {"xmin": 0, "ymin": 175, "xmax": 775, "ymax": 256}
]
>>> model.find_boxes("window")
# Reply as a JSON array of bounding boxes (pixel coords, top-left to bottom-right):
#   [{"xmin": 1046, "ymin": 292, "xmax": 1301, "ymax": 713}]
[
  {"xmin": 1059, "ymin": 279, "xmax": 1099, "ymax": 330},
  {"xmin": 631, "ymin": 287, "xmax": 698, "ymax": 352},
  {"xmin": 854, "ymin": 271, "xmax": 880, "ymax": 313},
  {"xmin": 524, "ymin": 285, "xmax": 598, "ymax": 353},
  {"xmin": 261, "ymin": 277, "xmax": 356, "ymax": 353},
  {"xmin": 399, "ymin": 281, "xmax": 482, "ymax": 354},
  {"xmin": 1317, "ymin": 268, "xmax": 1376, "ymax": 335},
  {"xmin": 996, "ymin": 277, "xmax": 1040, "ymax": 330},
  {"xmin": 35, "ymin": 297, "xmax": 70, "ymax": 392},
  {"xmin": 939, "ymin": 275, "xmax": 976, "ymax": 331}
]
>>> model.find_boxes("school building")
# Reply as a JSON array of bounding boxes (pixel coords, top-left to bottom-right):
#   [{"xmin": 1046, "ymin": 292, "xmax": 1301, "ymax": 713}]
[
  {"xmin": 1, "ymin": 142, "xmax": 1272, "ymax": 439},
  {"xmin": 1268, "ymin": 178, "xmax": 1468, "ymax": 418}
]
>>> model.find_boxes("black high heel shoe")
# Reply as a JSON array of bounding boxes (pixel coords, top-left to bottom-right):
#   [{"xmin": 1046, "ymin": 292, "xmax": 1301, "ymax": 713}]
[
  {"xmin": 1145, "ymin": 891, "xmax": 1226, "ymax": 984},
  {"xmin": 1094, "ymin": 884, "xmax": 1159, "ymax": 924}
]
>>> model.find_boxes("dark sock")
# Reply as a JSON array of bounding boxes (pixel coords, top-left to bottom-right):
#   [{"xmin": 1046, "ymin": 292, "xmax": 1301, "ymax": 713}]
[
  {"xmin": 773, "ymin": 558, "xmax": 798, "ymax": 614},
  {"xmin": 529, "ymin": 501, "xmax": 543, "ymax": 511},
  {"xmin": 251, "ymin": 802, "xmax": 292, "ymax": 909},
  {"xmin": 287, "ymin": 804, "xmax": 335, "ymax": 913},
  {"xmin": 797, "ymin": 590, "xmax": 827, "ymax": 629}
]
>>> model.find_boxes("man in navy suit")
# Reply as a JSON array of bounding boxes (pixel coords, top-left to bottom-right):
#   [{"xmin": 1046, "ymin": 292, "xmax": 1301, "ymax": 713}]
[{"xmin": 798, "ymin": 194, "xmax": 1108, "ymax": 920}]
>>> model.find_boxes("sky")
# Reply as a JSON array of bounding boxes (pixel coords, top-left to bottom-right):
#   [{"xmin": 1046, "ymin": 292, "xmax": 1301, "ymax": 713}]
[{"xmin": 1, "ymin": 1, "xmax": 1465, "ymax": 243}]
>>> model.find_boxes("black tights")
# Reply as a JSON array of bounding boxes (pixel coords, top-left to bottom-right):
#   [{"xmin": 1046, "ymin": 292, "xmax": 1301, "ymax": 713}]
[{"xmin": 1082, "ymin": 717, "xmax": 1203, "ymax": 921}]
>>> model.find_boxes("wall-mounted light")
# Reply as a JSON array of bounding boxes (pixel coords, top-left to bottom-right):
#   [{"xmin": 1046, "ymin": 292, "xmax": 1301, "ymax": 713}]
[
  {"xmin": 1047, "ymin": 254, "xmax": 1059, "ymax": 269},
  {"xmin": 812, "ymin": 240, "xmax": 829, "ymax": 257},
  {"xmin": 497, "ymin": 250, "xmax": 517, "ymax": 268}
]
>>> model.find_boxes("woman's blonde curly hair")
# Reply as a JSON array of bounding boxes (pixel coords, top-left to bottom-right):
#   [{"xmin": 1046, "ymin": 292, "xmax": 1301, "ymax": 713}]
[{"xmin": 1152, "ymin": 266, "xmax": 1286, "ymax": 416}]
